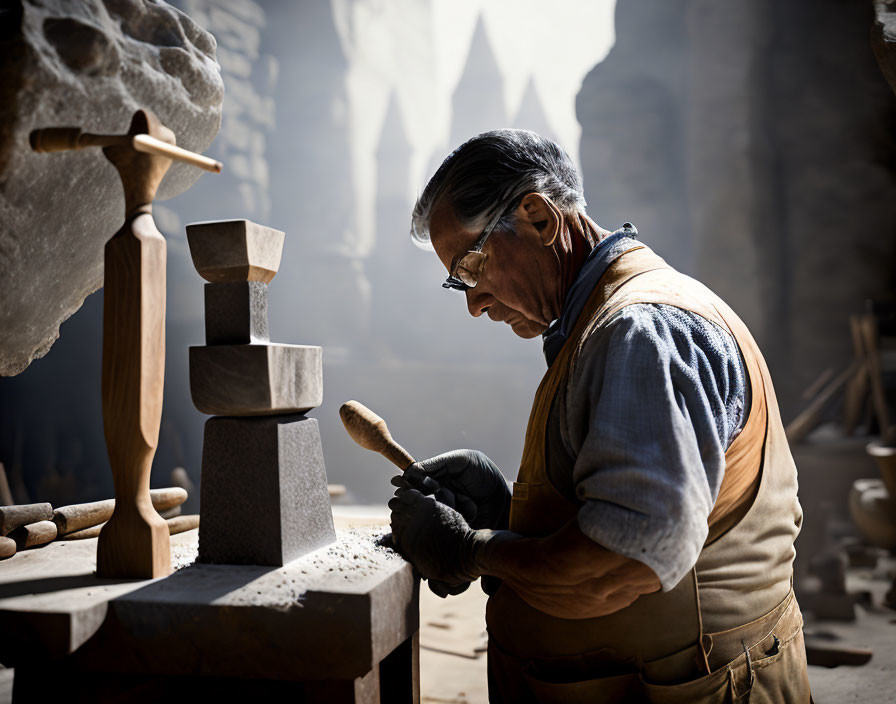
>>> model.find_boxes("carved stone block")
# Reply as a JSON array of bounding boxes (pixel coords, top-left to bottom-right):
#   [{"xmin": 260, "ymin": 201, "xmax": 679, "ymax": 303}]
[
  {"xmin": 186, "ymin": 219, "xmax": 285, "ymax": 283},
  {"xmin": 189, "ymin": 343, "xmax": 322, "ymax": 416},
  {"xmin": 204, "ymin": 281, "xmax": 269, "ymax": 345},
  {"xmin": 198, "ymin": 415, "xmax": 336, "ymax": 566}
]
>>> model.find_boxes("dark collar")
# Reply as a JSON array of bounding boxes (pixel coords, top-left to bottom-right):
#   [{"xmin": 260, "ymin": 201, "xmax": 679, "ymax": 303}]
[{"xmin": 542, "ymin": 223, "xmax": 639, "ymax": 367}]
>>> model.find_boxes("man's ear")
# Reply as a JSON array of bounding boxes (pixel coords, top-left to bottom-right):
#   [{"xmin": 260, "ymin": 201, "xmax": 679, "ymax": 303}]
[{"xmin": 517, "ymin": 193, "xmax": 561, "ymax": 246}]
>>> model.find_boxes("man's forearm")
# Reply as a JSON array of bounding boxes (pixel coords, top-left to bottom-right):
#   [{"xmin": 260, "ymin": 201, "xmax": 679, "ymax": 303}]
[{"xmin": 469, "ymin": 518, "xmax": 661, "ymax": 619}]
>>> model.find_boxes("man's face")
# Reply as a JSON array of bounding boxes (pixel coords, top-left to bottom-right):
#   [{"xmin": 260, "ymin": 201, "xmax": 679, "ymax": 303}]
[{"xmin": 428, "ymin": 198, "xmax": 562, "ymax": 339}]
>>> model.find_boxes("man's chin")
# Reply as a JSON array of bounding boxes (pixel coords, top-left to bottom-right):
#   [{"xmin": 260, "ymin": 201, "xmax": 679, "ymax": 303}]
[{"xmin": 509, "ymin": 319, "xmax": 547, "ymax": 339}]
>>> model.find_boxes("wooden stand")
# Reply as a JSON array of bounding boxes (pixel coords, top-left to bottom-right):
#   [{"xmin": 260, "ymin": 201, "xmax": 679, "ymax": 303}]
[
  {"xmin": 31, "ymin": 108, "xmax": 220, "ymax": 578},
  {"xmin": 96, "ymin": 110, "xmax": 173, "ymax": 579}
]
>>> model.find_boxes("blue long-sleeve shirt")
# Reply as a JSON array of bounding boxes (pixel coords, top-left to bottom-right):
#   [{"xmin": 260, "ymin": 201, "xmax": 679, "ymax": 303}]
[{"xmin": 543, "ymin": 228, "xmax": 747, "ymax": 590}]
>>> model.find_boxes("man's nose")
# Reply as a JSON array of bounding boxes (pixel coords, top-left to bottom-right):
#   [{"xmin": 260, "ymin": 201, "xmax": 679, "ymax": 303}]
[{"xmin": 466, "ymin": 288, "xmax": 492, "ymax": 317}]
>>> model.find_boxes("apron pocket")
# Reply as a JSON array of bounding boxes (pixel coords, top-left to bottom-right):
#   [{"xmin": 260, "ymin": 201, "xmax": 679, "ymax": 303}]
[
  {"xmin": 640, "ymin": 664, "xmax": 736, "ymax": 704},
  {"xmin": 744, "ymin": 629, "xmax": 812, "ymax": 704}
]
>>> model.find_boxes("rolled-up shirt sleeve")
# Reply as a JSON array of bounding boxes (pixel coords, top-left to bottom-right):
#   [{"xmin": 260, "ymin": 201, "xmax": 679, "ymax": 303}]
[{"xmin": 565, "ymin": 304, "xmax": 745, "ymax": 591}]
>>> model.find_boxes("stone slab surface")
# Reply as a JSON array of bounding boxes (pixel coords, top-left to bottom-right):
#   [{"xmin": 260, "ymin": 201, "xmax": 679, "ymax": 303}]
[
  {"xmin": 0, "ymin": 0, "xmax": 223, "ymax": 376},
  {"xmin": 199, "ymin": 415, "xmax": 336, "ymax": 566},
  {"xmin": 100, "ymin": 529, "xmax": 415, "ymax": 681},
  {"xmin": 0, "ymin": 526, "xmax": 416, "ymax": 682},
  {"xmin": 190, "ymin": 343, "xmax": 322, "ymax": 416},
  {"xmin": 186, "ymin": 219, "xmax": 285, "ymax": 284},
  {"xmin": 204, "ymin": 281, "xmax": 269, "ymax": 345},
  {"xmin": 0, "ymin": 529, "xmax": 199, "ymax": 665}
]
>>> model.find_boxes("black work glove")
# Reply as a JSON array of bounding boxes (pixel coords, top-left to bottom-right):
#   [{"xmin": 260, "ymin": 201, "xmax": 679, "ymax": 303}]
[
  {"xmin": 391, "ymin": 470, "xmax": 471, "ymax": 597},
  {"xmin": 403, "ymin": 450, "xmax": 510, "ymax": 531},
  {"xmin": 389, "ymin": 477, "xmax": 490, "ymax": 593}
]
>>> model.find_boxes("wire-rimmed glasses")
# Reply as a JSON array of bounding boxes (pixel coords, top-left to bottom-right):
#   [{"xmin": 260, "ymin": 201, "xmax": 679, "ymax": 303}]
[{"xmin": 442, "ymin": 220, "xmax": 499, "ymax": 291}]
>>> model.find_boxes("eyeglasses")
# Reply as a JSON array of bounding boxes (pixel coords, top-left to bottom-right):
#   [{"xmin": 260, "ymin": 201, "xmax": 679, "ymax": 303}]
[{"xmin": 442, "ymin": 220, "xmax": 498, "ymax": 291}]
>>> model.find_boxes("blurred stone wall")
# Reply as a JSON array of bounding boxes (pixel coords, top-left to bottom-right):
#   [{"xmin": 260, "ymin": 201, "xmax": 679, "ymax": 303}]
[
  {"xmin": 578, "ymin": 0, "xmax": 896, "ymax": 417},
  {"xmin": 5, "ymin": 0, "xmax": 895, "ymax": 509}
]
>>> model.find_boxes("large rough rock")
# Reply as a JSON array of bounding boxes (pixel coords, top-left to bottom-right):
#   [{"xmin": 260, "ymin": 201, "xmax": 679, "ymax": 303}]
[{"xmin": 0, "ymin": 0, "xmax": 223, "ymax": 376}]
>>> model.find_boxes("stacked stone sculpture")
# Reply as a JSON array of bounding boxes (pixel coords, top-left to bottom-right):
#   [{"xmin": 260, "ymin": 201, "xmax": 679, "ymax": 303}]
[{"xmin": 186, "ymin": 219, "xmax": 336, "ymax": 566}]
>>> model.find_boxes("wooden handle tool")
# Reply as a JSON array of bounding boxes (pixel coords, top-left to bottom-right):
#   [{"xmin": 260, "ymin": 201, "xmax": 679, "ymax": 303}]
[
  {"xmin": 52, "ymin": 487, "xmax": 188, "ymax": 535},
  {"xmin": 30, "ymin": 127, "xmax": 222, "ymax": 172},
  {"xmin": 339, "ymin": 400, "xmax": 415, "ymax": 470},
  {"xmin": 62, "ymin": 514, "xmax": 199, "ymax": 541},
  {"xmin": 28, "ymin": 110, "xmax": 221, "ymax": 578},
  {"xmin": 8, "ymin": 520, "xmax": 58, "ymax": 550},
  {"xmin": 0, "ymin": 502, "xmax": 53, "ymax": 535},
  {"xmin": 0, "ymin": 536, "xmax": 16, "ymax": 559}
]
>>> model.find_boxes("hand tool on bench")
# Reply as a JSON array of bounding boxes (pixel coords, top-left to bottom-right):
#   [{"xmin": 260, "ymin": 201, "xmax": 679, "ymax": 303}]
[
  {"xmin": 0, "ymin": 502, "xmax": 53, "ymax": 535},
  {"xmin": 0, "ymin": 536, "xmax": 16, "ymax": 558},
  {"xmin": 52, "ymin": 487, "xmax": 188, "ymax": 535},
  {"xmin": 31, "ymin": 109, "xmax": 222, "ymax": 578},
  {"xmin": 8, "ymin": 520, "xmax": 57, "ymax": 550},
  {"xmin": 339, "ymin": 400, "xmax": 415, "ymax": 470},
  {"xmin": 62, "ymin": 514, "xmax": 199, "ymax": 541}
]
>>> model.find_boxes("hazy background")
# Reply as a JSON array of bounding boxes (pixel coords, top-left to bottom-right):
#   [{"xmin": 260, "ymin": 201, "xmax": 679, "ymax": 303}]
[{"xmin": 1, "ymin": 0, "xmax": 894, "ymax": 509}]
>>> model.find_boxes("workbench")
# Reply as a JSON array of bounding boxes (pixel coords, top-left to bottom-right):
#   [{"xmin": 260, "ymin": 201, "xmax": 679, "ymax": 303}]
[{"xmin": 0, "ymin": 527, "xmax": 419, "ymax": 703}]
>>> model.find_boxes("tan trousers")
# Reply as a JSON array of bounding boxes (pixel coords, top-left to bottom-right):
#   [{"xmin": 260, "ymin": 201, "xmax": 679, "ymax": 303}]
[{"xmin": 487, "ymin": 592, "xmax": 811, "ymax": 703}]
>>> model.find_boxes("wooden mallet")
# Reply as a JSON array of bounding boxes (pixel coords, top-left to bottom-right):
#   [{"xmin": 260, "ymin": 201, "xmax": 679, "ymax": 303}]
[
  {"xmin": 339, "ymin": 400, "xmax": 415, "ymax": 471},
  {"xmin": 30, "ymin": 126, "xmax": 222, "ymax": 172},
  {"xmin": 30, "ymin": 110, "xmax": 221, "ymax": 579}
]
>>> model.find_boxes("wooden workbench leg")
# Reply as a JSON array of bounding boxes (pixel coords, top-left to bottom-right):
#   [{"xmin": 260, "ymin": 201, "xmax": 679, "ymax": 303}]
[
  {"xmin": 302, "ymin": 632, "xmax": 419, "ymax": 703},
  {"xmin": 303, "ymin": 666, "xmax": 379, "ymax": 703},
  {"xmin": 379, "ymin": 631, "xmax": 420, "ymax": 704}
]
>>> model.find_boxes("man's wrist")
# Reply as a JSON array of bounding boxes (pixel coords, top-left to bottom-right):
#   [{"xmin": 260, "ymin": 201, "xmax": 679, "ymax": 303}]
[{"xmin": 462, "ymin": 528, "xmax": 519, "ymax": 579}]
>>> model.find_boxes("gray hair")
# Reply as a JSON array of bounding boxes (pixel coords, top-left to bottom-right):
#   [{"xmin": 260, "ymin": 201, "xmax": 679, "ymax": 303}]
[{"xmin": 410, "ymin": 129, "xmax": 586, "ymax": 246}]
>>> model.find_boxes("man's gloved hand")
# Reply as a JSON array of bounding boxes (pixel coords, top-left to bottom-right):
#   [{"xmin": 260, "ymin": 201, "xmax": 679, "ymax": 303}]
[
  {"xmin": 390, "ymin": 471, "xmax": 471, "ymax": 596},
  {"xmin": 389, "ymin": 476, "xmax": 488, "ymax": 591},
  {"xmin": 403, "ymin": 450, "xmax": 510, "ymax": 531}
]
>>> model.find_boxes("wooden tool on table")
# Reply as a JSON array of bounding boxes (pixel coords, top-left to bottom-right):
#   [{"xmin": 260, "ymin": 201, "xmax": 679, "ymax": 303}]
[
  {"xmin": 52, "ymin": 487, "xmax": 188, "ymax": 536},
  {"xmin": 0, "ymin": 502, "xmax": 52, "ymax": 535},
  {"xmin": 62, "ymin": 514, "xmax": 199, "ymax": 541},
  {"xmin": 8, "ymin": 521, "xmax": 57, "ymax": 550},
  {"xmin": 30, "ymin": 110, "xmax": 221, "ymax": 578},
  {"xmin": 0, "ymin": 537, "xmax": 14, "ymax": 559},
  {"xmin": 339, "ymin": 400, "xmax": 415, "ymax": 470}
]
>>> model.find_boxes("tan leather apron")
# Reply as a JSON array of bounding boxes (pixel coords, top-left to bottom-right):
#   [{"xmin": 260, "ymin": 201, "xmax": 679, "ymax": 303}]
[{"xmin": 486, "ymin": 245, "xmax": 810, "ymax": 703}]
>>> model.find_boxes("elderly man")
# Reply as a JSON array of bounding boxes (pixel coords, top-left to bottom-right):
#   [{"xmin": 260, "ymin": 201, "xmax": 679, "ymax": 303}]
[{"xmin": 389, "ymin": 130, "xmax": 810, "ymax": 702}]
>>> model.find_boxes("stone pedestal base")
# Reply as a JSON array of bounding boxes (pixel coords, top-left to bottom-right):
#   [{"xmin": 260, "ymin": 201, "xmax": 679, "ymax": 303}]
[{"xmin": 199, "ymin": 414, "xmax": 336, "ymax": 566}]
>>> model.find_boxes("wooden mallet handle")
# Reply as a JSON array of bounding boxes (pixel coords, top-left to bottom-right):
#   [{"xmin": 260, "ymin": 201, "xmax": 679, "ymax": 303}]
[
  {"xmin": 339, "ymin": 400, "xmax": 415, "ymax": 470},
  {"xmin": 30, "ymin": 127, "xmax": 222, "ymax": 173}
]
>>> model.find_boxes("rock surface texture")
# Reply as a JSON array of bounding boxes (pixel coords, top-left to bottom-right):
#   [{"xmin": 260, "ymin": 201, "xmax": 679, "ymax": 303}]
[{"xmin": 0, "ymin": 0, "xmax": 223, "ymax": 376}]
